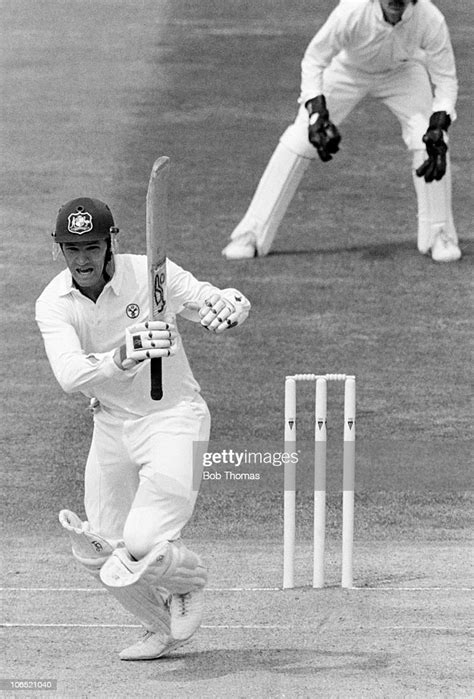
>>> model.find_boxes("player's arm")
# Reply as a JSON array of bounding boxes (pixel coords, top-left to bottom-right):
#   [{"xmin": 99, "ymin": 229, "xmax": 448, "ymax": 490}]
[
  {"xmin": 300, "ymin": 4, "xmax": 349, "ymax": 105},
  {"xmin": 166, "ymin": 260, "xmax": 251, "ymax": 333},
  {"xmin": 35, "ymin": 298, "xmax": 123, "ymax": 393},
  {"xmin": 299, "ymin": 6, "xmax": 347, "ymax": 161},
  {"xmin": 36, "ymin": 294, "xmax": 176, "ymax": 384},
  {"xmin": 416, "ymin": 19, "xmax": 458, "ymax": 184},
  {"xmin": 421, "ymin": 18, "xmax": 458, "ymax": 120}
]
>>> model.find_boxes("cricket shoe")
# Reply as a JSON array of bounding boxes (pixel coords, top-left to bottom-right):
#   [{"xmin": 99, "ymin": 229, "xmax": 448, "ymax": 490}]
[
  {"xmin": 222, "ymin": 232, "xmax": 257, "ymax": 260},
  {"xmin": 431, "ymin": 230, "xmax": 461, "ymax": 262},
  {"xmin": 119, "ymin": 630, "xmax": 186, "ymax": 661},
  {"xmin": 169, "ymin": 589, "xmax": 204, "ymax": 641}
]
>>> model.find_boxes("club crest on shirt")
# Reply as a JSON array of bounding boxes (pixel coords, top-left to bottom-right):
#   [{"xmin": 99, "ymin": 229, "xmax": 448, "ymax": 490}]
[
  {"xmin": 68, "ymin": 210, "xmax": 93, "ymax": 235},
  {"xmin": 126, "ymin": 303, "xmax": 140, "ymax": 319}
]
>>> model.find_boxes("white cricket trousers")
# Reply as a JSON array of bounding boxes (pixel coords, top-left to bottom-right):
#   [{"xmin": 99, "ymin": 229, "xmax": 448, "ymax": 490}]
[{"xmin": 84, "ymin": 397, "xmax": 210, "ymax": 556}]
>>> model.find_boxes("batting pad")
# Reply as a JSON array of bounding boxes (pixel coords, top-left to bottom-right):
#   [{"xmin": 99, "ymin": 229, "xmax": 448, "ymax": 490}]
[
  {"xmin": 103, "ymin": 579, "xmax": 171, "ymax": 635},
  {"xmin": 59, "ymin": 509, "xmax": 114, "ymax": 575},
  {"xmin": 100, "ymin": 540, "xmax": 208, "ymax": 595},
  {"xmin": 59, "ymin": 510, "xmax": 171, "ymax": 634}
]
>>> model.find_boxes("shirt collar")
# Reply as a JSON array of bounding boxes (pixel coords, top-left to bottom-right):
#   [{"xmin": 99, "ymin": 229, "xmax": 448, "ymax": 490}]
[
  {"xmin": 374, "ymin": 1, "xmax": 415, "ymax": 26},
  {"xmin": 108, "ymin": 254, "xmax": 123, "ymax": 295},
  {"xmin": 57, "ymin": 254, "xmax": 123, "ymax": 298}
]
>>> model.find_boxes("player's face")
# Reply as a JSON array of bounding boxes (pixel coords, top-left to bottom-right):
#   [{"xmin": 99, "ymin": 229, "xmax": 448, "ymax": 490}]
[
  {"xmin": 379, "ymin": 0, "xmax": 411, "ymax": 24},
  {"xmin": 62, "ymin": 239, "xmax": 109, "ymax": 296}
]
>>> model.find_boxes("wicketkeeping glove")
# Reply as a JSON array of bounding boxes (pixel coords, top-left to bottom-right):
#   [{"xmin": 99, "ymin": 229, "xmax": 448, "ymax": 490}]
[
  {"xmin": 305, "ymin": 95, "xmax": 341, "ymax": 162},
  {"xmin": 416, "ymin": 111, "xmax": 451, "ymax": 183}
]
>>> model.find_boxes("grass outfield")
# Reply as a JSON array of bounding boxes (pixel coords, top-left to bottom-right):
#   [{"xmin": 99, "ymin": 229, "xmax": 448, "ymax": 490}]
[{"xmin": 1, "ymin": 0, "xmax": 473, "ymax": 695}]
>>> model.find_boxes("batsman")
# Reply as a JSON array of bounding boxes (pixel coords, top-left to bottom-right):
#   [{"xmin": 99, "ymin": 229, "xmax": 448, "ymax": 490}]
[{"xmin": 35, "ymin": 183, "xmax": 250, "ymax": 660}]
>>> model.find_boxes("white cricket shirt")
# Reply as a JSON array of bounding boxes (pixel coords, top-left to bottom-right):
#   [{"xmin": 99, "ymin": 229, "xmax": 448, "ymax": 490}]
[
  {"xmin": 300, "ymin": 0, "xmax": 458, "ymax": 116},
  {"xmin": 36, "ymin": 255, "xmax": 228, "ymax": 418}
]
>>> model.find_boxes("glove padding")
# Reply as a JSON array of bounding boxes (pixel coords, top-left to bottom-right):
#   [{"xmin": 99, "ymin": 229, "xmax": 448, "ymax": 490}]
[
  {"xmin": 416, "ymin": 111, "xmax": 451, "ymax": 183},
  {"xmin": 184, "ymin": 290, "xmax": 251, "ymax": 334},
  {"xmin": 121, "ymin": 319, "xmax": 177, "ymax": 368},
  {"xmin": 305, "ymin": 95, "xmax": 341, "ymax": 162}
]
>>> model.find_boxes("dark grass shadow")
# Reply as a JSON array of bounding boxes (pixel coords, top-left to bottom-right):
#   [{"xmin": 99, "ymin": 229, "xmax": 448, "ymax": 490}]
[
  {"xmin": 149, "ymin": 647, "xmax": 391, "ymax": 681},
  {"xmin": 267, "ymin": 238, "xmax": 473, "ymax": 260}
]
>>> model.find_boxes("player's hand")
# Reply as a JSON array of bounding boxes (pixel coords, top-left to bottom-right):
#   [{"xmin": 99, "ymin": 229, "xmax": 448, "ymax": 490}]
[
  {"xmin": 114, "ymin": 319, "xmax": 177, "ymax": 370},
  {"xmin": 184, "ymin": 291, "xmax": 251, "ymax": 334},
  {"xmin": 416, "ymin": 111, "xmax": 451, "ymax": 183},
  {"xmin": 305, "ymin": 95, "xmax": 341, "ymax": 162}
]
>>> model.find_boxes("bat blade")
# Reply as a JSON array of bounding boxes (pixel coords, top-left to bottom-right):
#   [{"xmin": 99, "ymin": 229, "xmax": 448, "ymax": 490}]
[{"xmin": 146, "ymin": 156, "xmax": 170, "ymax": 400}]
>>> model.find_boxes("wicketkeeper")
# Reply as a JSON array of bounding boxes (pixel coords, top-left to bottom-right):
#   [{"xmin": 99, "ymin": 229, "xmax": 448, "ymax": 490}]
[
  {"xmin": 35, "ymin": 197, "xmax": 250, "ymax": 660},
  {"xmin": 222, "ymin": 0, "xmax": 461, "ymax": 262}
]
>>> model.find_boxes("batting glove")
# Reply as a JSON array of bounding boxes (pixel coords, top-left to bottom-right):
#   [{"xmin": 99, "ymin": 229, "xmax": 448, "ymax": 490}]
[
  {"xmin": 305, "ymin": 95, "xmax": 341, "ymax": 162},
  {"xmin": 184, "ymin": 290, "xmax": 251, "ymax": 334},
  {"xmin": 416, "ymin": 111, "xmax": 451, "ymax": 183},
  {"xmin": 114, "ymin": 319, "xmax": 177, "ymax": 370}
]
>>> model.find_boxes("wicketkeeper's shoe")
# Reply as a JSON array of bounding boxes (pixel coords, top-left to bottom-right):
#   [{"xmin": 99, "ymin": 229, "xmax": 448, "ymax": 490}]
[
  {"xmin": 431, "ymin": 229, "xmax": 461, "ymax": 262},
  {"xmin": 119, "ymin": 631, "xmax": 186, "ymax": 661},
  {"xmin": 222, "ymin": 232, "xmax": 257, "ymax": 260},
  {"xmin": 170, "ymin": 589, "xmax": 204, "ymax": 641}
]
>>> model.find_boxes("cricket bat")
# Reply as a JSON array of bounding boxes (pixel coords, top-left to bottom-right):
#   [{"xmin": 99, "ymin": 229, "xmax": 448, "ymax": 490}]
[{"xmin": 146, "ymin": 156, "xmax": 170, "ymax": 400}]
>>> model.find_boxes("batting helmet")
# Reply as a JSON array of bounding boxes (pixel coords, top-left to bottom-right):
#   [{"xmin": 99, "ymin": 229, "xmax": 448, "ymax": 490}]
[{"xmin": 53, "ymin": 197, "xmax": 118, "ymax": 243}]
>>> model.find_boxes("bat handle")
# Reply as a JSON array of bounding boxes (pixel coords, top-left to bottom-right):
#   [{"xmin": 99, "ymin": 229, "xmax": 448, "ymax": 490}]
[{"xmin": 150, "ymin": 357, "xmax": 163, "ymax": 400}]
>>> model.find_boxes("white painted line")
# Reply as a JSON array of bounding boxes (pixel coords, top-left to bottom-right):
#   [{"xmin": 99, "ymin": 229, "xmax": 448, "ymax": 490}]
[
  {"xmin": 352, "ymin": 587, "xmax": 473, "ymax": 592},
  {"xmin": 382, "ymin": 626, "xmax": 474, "ymax": 632},
  {"xmin": 202, "ymin": 625, "xmax": 284, "ymax": 629},
  {"xmin": 0, "ymin": 586, "xmax": 472, "ymax": 593},
  {"xmin": 1, "ymin": 623, "xmax": 285, "ymax": 629},
  {"xmin": 1, "ymin": 622, "xmax": 471, "ymax": 632},
  {"xmin": 0, "ymin": 587, "xmax": 279, "ymax": 593},
  {"xmin": 209, "ymin": 587, "xmax": 281, "ymax": 592},
  {"xmin": 1, "ymin": 588, "xmax": 104, "ymax": 593},
  {"xmin": 0, "ymin": 622, "xmax": 143, "ymax": 629}
]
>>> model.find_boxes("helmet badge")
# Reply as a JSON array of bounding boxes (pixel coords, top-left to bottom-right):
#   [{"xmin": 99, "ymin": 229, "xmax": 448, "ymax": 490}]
[{"xmin": 67, "ymin": 207, "xmax": 93, "ymax": 235}]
